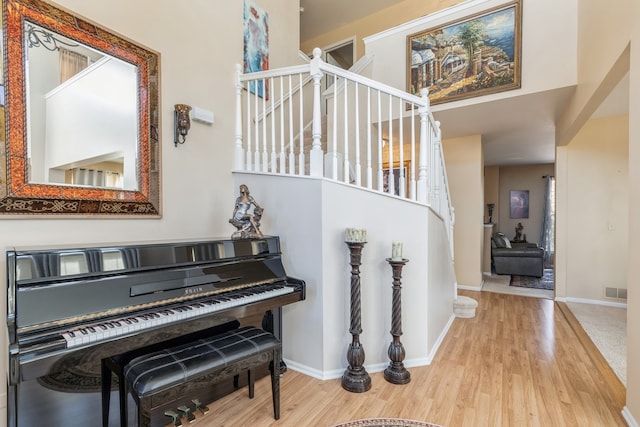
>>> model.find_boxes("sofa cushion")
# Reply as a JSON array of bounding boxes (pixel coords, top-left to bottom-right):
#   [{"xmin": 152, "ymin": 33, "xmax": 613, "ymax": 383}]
[{"xmin": 492, "ymin": 233, "xmax": 511, "ymax": 249}]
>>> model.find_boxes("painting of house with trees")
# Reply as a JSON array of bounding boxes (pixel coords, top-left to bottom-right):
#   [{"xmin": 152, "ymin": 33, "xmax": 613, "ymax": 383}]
[{"xmin": 407, "ymin": 0, "xmax": 521, "ymax": 105}]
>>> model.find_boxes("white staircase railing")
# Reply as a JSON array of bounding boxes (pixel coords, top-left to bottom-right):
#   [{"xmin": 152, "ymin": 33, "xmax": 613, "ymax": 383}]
[{"xmin": 235, "ymin": 48, "xmax": 455, "ymax": 251}]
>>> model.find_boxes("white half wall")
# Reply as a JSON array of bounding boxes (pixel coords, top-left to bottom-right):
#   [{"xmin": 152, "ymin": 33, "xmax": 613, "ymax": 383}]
[{"xmin": 233, "ymin": 172, "xmax": 456, "ymax": 379}]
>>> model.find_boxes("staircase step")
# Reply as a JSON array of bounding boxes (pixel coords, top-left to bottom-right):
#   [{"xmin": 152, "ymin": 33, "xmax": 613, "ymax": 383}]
[{"xmin": 453, "ymin": 296, "xmax": 478, "ymax": 318}]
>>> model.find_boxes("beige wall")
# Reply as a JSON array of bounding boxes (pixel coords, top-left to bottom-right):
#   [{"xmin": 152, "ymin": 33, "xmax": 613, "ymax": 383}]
[
  {"xmin": 556, "ymin": 0, "xmax": 631, "ymax": 146},
  {"xmin": 554, "ymin": 0, "xmax": 636, "ymax": 418},
  {"xmin": 0, "ymin": 0, "xmax": 300, "ymax": 420},
  {"xmin": 300, "ymin": 0, "xmax": 463, "ymax": 59},
  {"xmin": 560, "ymin": 116, "xmax": 629, "ymax": 301},
  {"xmin": 626, "ymin": 0, "xmax": 640, "ymax": 416},
  {"xmin": 484, "ymin": 166, "xmax": 500, "ymax": 225},
  {"xmin": 442, "ymin": 135, "xmax": 483, "ymax": 288},
  {"xmin": 495, "ymin": 164, "xmax": 554, "ymax": 246}
]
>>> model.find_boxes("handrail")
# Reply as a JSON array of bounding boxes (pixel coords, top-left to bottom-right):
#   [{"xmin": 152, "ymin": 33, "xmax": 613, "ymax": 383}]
[{"xmin": 234, "ymin": 48, "xmax": 455, "ymax": 245}]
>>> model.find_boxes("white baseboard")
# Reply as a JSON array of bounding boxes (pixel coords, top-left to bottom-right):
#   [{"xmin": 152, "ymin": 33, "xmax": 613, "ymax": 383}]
[
  {"xmin": 284, "ymin": 314, "xmax": 457, "ymax": 381},
  {"xmin": 457, "ymin": 284, "xmax": 482, "ymax": 291},
  {"xmin": 559, "ymin": 296, "xmax": 627, "ymax": 309},
  {"xmin": 622, "ymin": 406, "xmax": 638, "ymax": 426}
]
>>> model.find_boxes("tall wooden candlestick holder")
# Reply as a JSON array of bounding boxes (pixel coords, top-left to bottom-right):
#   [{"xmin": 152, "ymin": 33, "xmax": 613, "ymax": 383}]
[
  {"xmin": 384, "ymin": 257, "xmax": 411, "ymax": 384},
  {"xmin": 341, "ymin": 240, "xmax": 371, "ymax": 393}
]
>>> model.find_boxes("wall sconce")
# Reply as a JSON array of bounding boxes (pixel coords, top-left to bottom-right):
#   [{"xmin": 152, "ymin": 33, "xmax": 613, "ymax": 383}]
[{"xmin": 174, "ymin": 104, "xmax": 192, "ymax": 146}]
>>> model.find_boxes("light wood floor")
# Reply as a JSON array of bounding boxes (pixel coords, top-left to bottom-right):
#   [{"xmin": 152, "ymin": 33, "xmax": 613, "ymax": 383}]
[{"xmin": 175, "ymin": 290, "xmax": 627, "ymax": 427}]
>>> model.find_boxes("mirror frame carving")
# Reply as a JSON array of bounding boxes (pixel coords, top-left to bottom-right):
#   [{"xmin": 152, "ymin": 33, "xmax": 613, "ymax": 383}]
[{"xmin": 1, "ymin": 0, "xmax": 160, "ymax": 215}]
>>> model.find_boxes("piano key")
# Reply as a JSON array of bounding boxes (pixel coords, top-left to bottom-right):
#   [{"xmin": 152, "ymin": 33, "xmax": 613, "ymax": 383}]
[{"xmin": 61, "ymin": 285, "xmax": 295, "ymax": 348}]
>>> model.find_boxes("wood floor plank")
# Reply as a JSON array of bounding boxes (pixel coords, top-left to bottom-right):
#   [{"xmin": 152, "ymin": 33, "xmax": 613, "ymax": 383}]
[{"xmin": 177, "ymin": 291, "xmax": 626, "ymax": 427}]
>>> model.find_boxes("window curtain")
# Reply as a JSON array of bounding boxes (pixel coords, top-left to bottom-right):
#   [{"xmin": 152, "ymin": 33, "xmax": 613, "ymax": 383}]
[
  {"xmin": 59, "ymin": 48, "xmax": 88, "ymax": 83},
  {"xmin": 539, "ymin": 175, "xmax": 555, "ymax": 268}
]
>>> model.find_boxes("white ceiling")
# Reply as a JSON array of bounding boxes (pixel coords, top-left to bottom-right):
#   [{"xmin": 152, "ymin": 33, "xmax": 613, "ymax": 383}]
[{"xmin": 299, "ymin": 1, "xmax": 630, "ymax": 166}]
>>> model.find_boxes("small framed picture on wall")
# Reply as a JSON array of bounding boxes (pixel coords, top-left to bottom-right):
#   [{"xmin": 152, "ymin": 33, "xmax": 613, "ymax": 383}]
[{"xmin": 510, "ymin": 190, "xmax": 529, "ymax": 218}]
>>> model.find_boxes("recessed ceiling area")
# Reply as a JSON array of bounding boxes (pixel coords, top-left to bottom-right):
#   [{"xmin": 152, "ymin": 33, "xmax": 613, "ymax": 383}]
[
  {"xmin": 300, "ymin": 1, "xmax": 630, "ymax": 167},
  {"xmin": 299, "ymin": 0, "xmax": 406, "ymax": 41}
]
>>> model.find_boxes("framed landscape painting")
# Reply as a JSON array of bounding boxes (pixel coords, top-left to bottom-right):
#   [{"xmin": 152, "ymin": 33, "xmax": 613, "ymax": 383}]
[{"xmin": 407, "ymin": 0, "xmax": 521, "ymax": 105}]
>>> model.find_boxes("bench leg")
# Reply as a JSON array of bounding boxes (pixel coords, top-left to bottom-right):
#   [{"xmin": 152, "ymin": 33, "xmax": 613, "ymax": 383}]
[
  {"xmin": 101, "ymin": 360, "xmax": 111, "ymax": 427},
  {"xmin": 270, "ymin": 348, "xmax": 281, "ymax": 420},
  {"xmin": 118, "ymin": 370, "xmax": 128, "ymax": 427},
  {"xmin": 248, "ymin": 370, "xmax": 254, "ymax": 398},
  {"xmin": 102, "ymin": 358, "xmax": 129, "ymax": 427}
]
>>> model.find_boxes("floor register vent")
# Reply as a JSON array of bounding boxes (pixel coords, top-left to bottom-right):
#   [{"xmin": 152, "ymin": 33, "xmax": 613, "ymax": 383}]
[{"xmin": 604, "ymin": 287, "xmax": 627, "ymax": 300}]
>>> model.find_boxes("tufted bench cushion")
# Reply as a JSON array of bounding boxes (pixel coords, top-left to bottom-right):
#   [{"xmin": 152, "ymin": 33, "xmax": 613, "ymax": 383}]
[{"xmin": 118, "ymin": 326, "xmax": 281, "ymax": 426}]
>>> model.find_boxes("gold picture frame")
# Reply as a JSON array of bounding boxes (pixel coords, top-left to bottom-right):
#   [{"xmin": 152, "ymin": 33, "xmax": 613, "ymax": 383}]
[{"xmin": 407, "ymin": 0, "xmax": 522, "ymax": 105}]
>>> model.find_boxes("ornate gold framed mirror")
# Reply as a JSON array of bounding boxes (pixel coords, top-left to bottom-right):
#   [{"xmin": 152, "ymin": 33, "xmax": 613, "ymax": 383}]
[{"xmin": 1, "ymin": 0, "xmax": 160, "ymax": 215}]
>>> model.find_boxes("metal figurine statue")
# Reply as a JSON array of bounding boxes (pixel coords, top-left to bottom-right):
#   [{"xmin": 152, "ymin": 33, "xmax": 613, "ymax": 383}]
[{"xmin": 229, "ymin": 184, "xmax": 264, "ymax": 239}]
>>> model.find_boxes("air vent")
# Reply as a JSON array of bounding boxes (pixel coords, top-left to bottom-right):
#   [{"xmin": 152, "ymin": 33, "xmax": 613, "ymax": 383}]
[{"xmin": 605, "ymin": 287, "xmax": 627, "ymax": 300}]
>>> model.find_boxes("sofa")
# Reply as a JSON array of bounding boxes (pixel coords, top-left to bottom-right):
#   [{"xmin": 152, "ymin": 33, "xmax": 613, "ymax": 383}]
[{"xmin": 491, "ymin": 232, "xmax": 544, "ymax": 277}]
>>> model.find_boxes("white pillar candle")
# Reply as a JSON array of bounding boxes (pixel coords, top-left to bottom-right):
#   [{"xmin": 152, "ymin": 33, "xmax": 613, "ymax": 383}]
[
  {"xmin": 345, "ymin": 228, "xmax": 367, "ymax": 242},
  {"xmin": 392, "ymin": 242, "xmax": 403, "ymax": 260}
]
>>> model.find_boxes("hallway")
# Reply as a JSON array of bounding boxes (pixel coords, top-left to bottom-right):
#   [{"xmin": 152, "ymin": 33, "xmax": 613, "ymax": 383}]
[{"xmin": 188, "ymin": 290, "xmax": 626, "ymax": 426}]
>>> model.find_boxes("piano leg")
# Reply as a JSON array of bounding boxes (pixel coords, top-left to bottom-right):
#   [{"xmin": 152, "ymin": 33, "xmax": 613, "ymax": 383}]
[{"xmin": 7, "ymin": 382, "xmax": 18, "ymax": 427}]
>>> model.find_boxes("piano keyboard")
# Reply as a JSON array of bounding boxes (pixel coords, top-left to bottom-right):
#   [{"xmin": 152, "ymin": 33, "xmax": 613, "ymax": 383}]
[{"xmin": 61, "ymin": 284, "xmax": 294, "ymax": 348}]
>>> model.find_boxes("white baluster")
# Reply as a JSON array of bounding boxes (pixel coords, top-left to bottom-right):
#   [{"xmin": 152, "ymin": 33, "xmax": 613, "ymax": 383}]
[
  {"xmin": 262, "ymin": 78, "xmax": 268, "ymax": 172},
  {"xmin": 288, "ymin": 74, "xmax": 295, "ymax": 175},
  {"xmin": 410, "ymin": 102, "xmax": 416, "ymax": 200},
  {"xmin": 246, "ymin": 77, "xmax": 252, "ymax": 171},
  {"xmin": 388, "ymin": 94, "xmax": 394, "ymax": 196},
  {"xmin": 343, "ymin": 79, "xmax": 349, "ymax": 184},
  {"xmin": 366, "ymin": 87, "xmax": 372, "ymax": 189},
  {"xmin": 398, "ymin": 97, "xmax": 405, "ymax": 198},
  {"xmin": 377, "ymin": 90, "xmax": 383, "ymax": 192},
  {"xmin": 234, "ymin": 64, "xmax": 245, "ymax": 171},
  {"xmin": 354, "ymin": 82, "xmax": 361, "ymax": 186},
  {"xmin": 254, "ymin": 86, "xmax": 260, "ymax": 172},
  {"xmin": 298, "ymin": 73, "xmax": 305, "ymax": 175}
]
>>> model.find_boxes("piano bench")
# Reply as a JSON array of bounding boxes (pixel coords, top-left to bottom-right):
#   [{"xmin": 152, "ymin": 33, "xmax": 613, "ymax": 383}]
[{"xmin": 110, "ymin": 326, "xmax": 281, "ymax": 427}]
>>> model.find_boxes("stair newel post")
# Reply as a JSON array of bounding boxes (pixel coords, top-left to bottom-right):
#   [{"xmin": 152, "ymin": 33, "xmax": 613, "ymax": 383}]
[
  {"xmin": 384, "ymin": 256, "xmax": 411, "ymax": 384},
  {"xmin": 417, "ymin": 88, "xmax": 430, "ymax": 203},
  {"xmin": 309, "ymin": 47, "xmax": 324, "ymax": 177},
  {"xmin": 234, "ymin": 64, "xmax": 245, "ymax": 171},
  {"xmin": 342, "ymin": 228, "xmax": 371, "ymax": 393}
]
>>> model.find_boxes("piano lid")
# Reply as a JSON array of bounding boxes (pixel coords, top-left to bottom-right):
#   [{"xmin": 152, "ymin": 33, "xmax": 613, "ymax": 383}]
[
  {"xmin": 8, "ymin": 237, "xmax": 289, "ymax": 331},
  {"xmin": 9, "ymin": 237, "xmax": 280, "ymax": 284}
]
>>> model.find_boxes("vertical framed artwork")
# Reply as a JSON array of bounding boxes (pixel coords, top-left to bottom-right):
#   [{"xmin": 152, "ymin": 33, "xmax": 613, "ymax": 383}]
[
  {"xmin": 510, "ymin": 190, "xmax": 529, "ymax": 218},
  {"xmin": 243, "ymin": 0, "xmax": 269, "ymax": 99},
  {"xmin": 407, "ymin": 0, "xmax": 522, "ymax": 105}
]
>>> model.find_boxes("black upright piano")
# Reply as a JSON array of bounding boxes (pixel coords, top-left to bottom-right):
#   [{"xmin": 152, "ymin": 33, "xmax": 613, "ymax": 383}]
[{"xmin": 6, "ymin": 236, "xmax": 305, "ymax": 427}]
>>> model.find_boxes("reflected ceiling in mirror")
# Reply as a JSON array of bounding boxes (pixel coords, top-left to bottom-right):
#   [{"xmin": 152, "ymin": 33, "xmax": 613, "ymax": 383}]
[{"xmin": 1, "ymin": 0, "xmax": 160, "ymax": 215}]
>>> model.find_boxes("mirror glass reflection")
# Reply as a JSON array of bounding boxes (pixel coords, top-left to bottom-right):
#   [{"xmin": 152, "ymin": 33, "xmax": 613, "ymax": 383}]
[{"xmin": 24, "ymin": 21, "xmax": 139, "ymax": 190}]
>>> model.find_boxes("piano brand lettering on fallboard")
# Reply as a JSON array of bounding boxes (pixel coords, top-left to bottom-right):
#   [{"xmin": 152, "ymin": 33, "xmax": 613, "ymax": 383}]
[{"xmin": 5, "ymin": 237, "xmax": 306, "ymax": 427}]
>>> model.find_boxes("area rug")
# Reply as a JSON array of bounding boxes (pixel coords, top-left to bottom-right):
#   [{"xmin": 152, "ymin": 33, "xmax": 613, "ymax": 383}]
[
  {"xmin": 510, "ymin": 268, "xmax": 554, "ymax": 290},
  {"xmin": 332, "ymin": 419, "xmax": 442, "ymax": 427}
]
